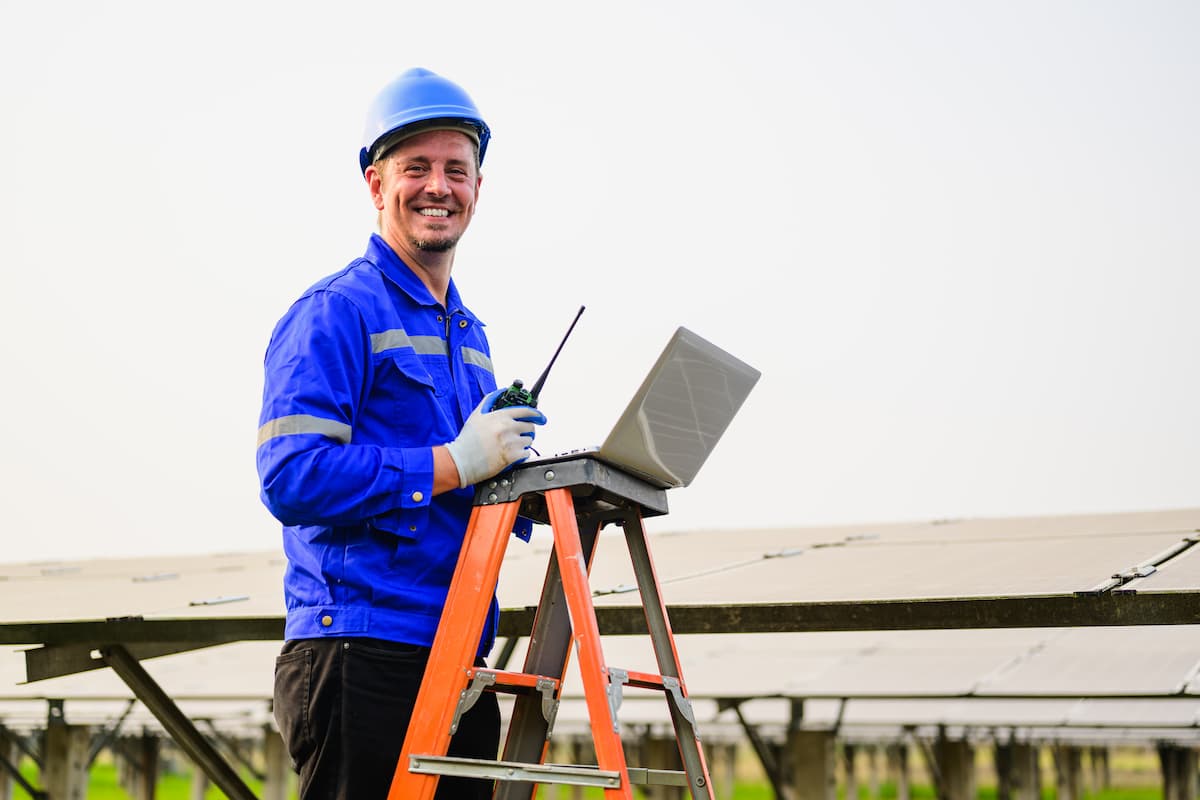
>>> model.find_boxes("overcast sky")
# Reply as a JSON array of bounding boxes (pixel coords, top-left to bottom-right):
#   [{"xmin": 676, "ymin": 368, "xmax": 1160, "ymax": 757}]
[{"xmin": 1, "ymin": 1, "xmax": 1197, "ymax": 564}]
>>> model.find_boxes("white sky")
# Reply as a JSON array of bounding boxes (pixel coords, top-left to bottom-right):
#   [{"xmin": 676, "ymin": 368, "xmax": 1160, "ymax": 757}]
[{"xmin": 1, "ymin": 1, "xmax": 1197, "ymax": 563}]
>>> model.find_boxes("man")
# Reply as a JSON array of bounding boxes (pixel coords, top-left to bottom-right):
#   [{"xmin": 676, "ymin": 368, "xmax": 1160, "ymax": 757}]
[{"xmin": 256, "ymin": 67, "xmax": 543, "ymax": 800}]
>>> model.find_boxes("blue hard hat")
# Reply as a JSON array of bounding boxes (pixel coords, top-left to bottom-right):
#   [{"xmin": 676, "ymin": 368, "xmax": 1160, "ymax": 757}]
[{"xmin": 359, "ymin": 67, "xmax": 491, "ymax": 174}]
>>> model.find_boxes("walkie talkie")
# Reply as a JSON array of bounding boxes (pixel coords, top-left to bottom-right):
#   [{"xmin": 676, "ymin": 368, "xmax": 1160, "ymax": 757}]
[{"xmin": 492, "ymin": 305, "xmax": 586, "ymax": 410}]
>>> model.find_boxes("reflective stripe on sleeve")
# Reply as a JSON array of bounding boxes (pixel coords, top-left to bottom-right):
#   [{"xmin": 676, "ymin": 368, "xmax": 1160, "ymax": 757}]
[{"xmin": 257, "ymin": 414, "xmax": 353, "ymax": 446}]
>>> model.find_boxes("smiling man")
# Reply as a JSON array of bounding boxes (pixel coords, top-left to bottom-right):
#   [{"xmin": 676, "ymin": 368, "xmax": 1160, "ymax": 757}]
[
  {"xmin": 256, "ymin": 68, "xmax": 545, "ymax": 800},
  {"xmin": 368, "ymin": 123, "xmax": 480, "ymax": 262}
]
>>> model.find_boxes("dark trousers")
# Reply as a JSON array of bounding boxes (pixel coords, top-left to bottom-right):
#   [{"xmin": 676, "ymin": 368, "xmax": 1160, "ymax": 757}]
[{"xmin": 274, "ymin": 637, "xmax": 500, "ymax": 800}]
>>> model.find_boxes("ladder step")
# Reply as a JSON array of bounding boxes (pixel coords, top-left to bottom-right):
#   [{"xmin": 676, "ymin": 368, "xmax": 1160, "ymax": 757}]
[
  {"xmin": 622, "ymin": 669, "xmax": 673, "ymax": 690},
  {"xmin": 408, "ymin": 755, "xmax": 622, "ymax": 788},
  {"xmin": 452, "ymin": 669, "xmax": 561, "ymax": 736},
  {"xmin": 408, "ymin": 755, "xmax": 689, "ymax": 788},
  {"xmin": 608, "ymin": 668, "xmax": 699, "ymax": 731},
  {"xmin": 467, "ymin": 667, "xmax": 560, "ymax": 694},
  {"xmin": 592, "ymin": 765, "xmax": 690, "ymax": 787}
]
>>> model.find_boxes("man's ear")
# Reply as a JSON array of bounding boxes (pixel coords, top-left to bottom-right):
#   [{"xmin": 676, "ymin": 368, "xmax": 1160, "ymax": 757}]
[{"xmin": 365, "ymin": 165, "xmax": 385, "ymax": 211}]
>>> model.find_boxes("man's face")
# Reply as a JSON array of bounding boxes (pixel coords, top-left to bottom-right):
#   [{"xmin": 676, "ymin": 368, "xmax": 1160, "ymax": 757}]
[{"xmin": 367, "ymin": 129, "xmax": 481, "ymax": 257}]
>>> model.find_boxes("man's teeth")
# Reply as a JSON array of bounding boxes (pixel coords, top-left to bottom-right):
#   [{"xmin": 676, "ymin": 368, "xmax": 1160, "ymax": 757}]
[{"xmin": 419, "ymin": 209, "xmax": 449, "ymax": 217}]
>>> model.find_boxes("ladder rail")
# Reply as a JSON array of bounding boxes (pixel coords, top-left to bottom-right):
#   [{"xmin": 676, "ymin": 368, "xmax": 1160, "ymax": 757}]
[
  {"xmin": 545, "ymin": 488, "xmax": 635, "ymax": 799},
  {"xmin": 388, "ymin": 500, "xmax": 522, "ymax": 800},
  {"xmin": 495, "ymin": 515, "xmax": 603, "ymax": 800},
  {"xmin": 623, "ymin": 510, "xmax": 716, "ymax": 797}
]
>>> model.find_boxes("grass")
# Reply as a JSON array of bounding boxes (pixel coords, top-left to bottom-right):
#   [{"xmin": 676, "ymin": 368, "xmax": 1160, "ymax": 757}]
[
  {"xmin": 14, "ymin": 760, "xmax": 265, "ymax": 800},
  {"xmin": 9, "ymin": 752, "xmax": 1167, "ymax": 799},
  {"xmin": 515, "ymin": 778, "xmax": 1166, "ymax": 799}
]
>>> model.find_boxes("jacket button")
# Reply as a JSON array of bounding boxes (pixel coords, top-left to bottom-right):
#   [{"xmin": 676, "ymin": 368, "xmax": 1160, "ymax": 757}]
[
  {"xmin": 320, "ymin": 614, "xmax": 333, "ymax": 627},
  {"xmin": 409, "ymin": 524, "xmax": 417, "ymax": 532},
  {"xmin": 459, "ymin": 320, "xmax": 468, "ymax": 328},
  {"xmin": 411, "ymin": 491, "xmax": 424, "ymax": 503}
]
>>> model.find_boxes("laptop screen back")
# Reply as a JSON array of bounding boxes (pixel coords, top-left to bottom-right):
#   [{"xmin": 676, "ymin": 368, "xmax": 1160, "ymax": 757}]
[{"xmin": 599, "ymin": 327, "xmax": 761, "ymax": 488}]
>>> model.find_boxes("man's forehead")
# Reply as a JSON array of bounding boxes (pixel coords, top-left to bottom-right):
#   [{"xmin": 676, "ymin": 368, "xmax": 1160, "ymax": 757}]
[{"xmin": 384, "ymin": 128, "xmax": 478, "ymax": 162}]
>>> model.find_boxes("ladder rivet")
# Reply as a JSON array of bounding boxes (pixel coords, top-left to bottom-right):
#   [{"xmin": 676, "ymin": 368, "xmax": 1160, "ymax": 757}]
[
  {"xmin": 500, "ymin": 478, "xmax": 509, "ymax": 486},
  {"xmin": 488, "ymin": 493, "xmax": 498, "ymax": 502},
  {"xmin": 545, "ymin": 470, "xmax": 555, "ymax": 480},
  {"xmin": 489, "ymin": 481, "xmax": 497, "ymax": 489}
]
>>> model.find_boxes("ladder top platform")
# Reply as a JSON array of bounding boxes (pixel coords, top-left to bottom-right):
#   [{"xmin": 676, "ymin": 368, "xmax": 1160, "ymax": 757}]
[{"xmin": 475, "ymin": 454, "xmax": 670, "ymax": 522}]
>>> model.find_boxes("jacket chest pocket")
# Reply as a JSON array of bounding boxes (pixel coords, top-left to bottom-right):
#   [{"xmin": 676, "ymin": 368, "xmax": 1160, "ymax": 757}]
[{"xmin": 369, "ymin": 352, "xmax": 451, "ymax": 444}]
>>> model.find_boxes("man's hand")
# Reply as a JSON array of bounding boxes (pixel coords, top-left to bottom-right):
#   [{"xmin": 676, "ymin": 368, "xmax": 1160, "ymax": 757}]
[{"xmin": 444, "ymin": 389, "xmax": 547, "ymax": 488}]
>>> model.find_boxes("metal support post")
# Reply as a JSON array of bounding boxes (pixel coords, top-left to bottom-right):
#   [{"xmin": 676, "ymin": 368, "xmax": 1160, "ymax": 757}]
[{"xmin": 100, "ymin": 644, "xmax": 256, "ymax": 800}]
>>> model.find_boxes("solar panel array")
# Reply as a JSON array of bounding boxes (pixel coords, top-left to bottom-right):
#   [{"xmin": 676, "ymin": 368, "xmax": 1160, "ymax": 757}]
[{"xmin": 0, "ymin": 507, "xmax": 1197, "ymax": 743}]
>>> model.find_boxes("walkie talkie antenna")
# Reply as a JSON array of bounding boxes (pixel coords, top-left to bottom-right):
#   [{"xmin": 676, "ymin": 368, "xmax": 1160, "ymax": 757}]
[
  {"xmin": 530, "ymin": 305, "xmax": 585, "ymax": 402},
  {"xmin": 491, "ymin": 305, "xmax": 586, "ymax": 410}
]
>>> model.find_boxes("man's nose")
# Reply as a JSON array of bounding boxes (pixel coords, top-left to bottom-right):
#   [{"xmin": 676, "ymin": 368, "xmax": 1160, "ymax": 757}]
[{"xmin": 424, "ymin": 168, "xmax": 450, "ymax": 196}]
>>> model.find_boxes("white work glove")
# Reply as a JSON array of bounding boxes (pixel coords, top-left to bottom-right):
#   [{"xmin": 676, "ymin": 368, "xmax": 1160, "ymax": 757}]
[{"xmin": 444, "ymin": 389, "xmax": 548, "ymax": 487}]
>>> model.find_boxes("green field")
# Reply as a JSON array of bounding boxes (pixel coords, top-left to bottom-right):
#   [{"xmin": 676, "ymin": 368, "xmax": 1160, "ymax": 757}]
[
  {"xmin": 13, "ymin": 760, "xmax": 259, "ymax": 800},
  {"xmin": 10, "ymin": 753, "xmax": 1165, "ymax": 799}
]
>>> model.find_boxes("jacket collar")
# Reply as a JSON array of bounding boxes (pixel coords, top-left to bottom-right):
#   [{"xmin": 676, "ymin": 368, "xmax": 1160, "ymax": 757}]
[{"xmin": 364, "ymin": 234, "xmax": 481, "ymax": 324}]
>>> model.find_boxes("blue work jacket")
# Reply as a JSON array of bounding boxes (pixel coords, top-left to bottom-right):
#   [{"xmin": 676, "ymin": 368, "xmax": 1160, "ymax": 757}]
[{"xmin": 257, "ymin": 234, "xmax": 507, "ymax": 654}]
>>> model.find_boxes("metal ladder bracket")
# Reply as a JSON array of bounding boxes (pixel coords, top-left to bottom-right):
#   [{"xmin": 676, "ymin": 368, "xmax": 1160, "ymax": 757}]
[
  {"xmin": 661, "ymin": 675, "xmax": 699, "ymax": 731},
  {"xmin": 449, "ymin": 670, "xmax": 496, "ymax": 735},
  {"xmin": 536, "ymin": 676, "xmax": 560, "ymax": 736},
  {"xmin": 606, "ymin": 667, "xmax": 629, "ymax": 733}
]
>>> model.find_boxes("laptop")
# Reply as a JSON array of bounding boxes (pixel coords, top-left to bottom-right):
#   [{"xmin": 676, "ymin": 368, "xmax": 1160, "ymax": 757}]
[{"xmin": 540, "ymin": 327, "xmax": 761, "ymax": 489}]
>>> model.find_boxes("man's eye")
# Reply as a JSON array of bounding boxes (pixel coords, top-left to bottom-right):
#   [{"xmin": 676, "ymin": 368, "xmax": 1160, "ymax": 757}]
[{"xmin": 405, "ymin": 165, "xmax": 427, "ymax": 175}]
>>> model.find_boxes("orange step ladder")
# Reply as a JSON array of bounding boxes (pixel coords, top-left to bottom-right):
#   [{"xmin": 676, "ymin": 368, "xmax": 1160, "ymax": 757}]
[{"xmin": 388, "ymin": 454, "xmax": 715, "ymax": 799}]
